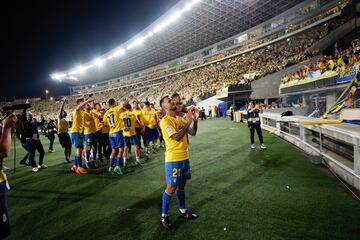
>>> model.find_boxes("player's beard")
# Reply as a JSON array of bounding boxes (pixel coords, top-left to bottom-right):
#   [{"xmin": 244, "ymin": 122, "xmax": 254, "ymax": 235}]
[{"xmin": 170, "ymin": 103, "xmax": 177, "ymax": 111}]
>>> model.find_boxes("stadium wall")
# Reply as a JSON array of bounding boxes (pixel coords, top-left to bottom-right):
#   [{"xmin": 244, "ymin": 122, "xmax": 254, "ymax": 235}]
[{"xmin": 261, "ymin": 112, "xmax": 360, "ymax": 191}]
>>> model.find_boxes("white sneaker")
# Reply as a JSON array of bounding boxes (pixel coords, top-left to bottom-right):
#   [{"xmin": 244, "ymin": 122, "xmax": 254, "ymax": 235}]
[
  {"xmin": 260, "ymin": 144, "xmax": 267, "ymax": 149},
  {"xmin": 251, "ymin": 144, "xmax": 256, "ymax": 149},
  {"xmin": 85, "ymin": 161, "xmax": 90, "ymax": 169},
  {"xmin": 38, "ymin": 165, "xmax": 48, "ymax": 169},
  {"xmin": 32, "ymin": 167, "xmax": 39, "ymax": 172}
]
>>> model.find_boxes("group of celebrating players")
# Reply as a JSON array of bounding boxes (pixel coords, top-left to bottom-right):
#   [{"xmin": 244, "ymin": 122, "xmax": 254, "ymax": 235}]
[
  {"xmin": 57, "ymin": 92, "xmax": 200, "ymax": 229},
  {"xmin": 58, "ymin": 95, "xmax": 164, "ymax": 175}
]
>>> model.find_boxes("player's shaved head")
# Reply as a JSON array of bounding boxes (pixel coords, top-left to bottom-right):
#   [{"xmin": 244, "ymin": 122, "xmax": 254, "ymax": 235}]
[
  {"xmin": 108, "ymin": 98, "xmax": 116, "ymax": 106},
  {"xmin": 160, "ymin": 96, "xmax": 169, "ymax": 108},
  {"xmin": 160, "ymin": 95, "xmax": 177, "ymax": 112},
  {"xmin": 76, "ymin": 98, "xmax": 84, "ymax": 105}
]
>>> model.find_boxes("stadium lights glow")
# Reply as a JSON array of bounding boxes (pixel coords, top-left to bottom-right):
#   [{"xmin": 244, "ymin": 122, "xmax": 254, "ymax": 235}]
[
  {"xmin": 183, "ymin": 3, "xmax": 193, "ymax": 12},
  {"xmin": 94, "ymin": 58, "xmax": 104, "ymax": 67},
  {"xmin": 113, "ymin": 48, "xmax": 125, "ymax": 57},
  {"xmin": 74, "ymin": 66, "xmax": 85, "ymax": 74},
  {"xmin": 133, "ymin": 37, "xmax": 145, "ymax": 46},
  {"xmin": 126, "ymin": 43, "xmax": 134, "ymax": 50},
  {"xmin": 51, "ymin": 0, "xmax": 202, "ymax": 80},
  {"xmin": 51, "ymin": 72, "xmax": 66, "ymax": 80},
  {"xmin": 168, "ymin": 11, "xmax": 182, "ymax": 23},
  {"xmin": 147, "ymin": 31, "xmax": 154, "ymax": 38}
]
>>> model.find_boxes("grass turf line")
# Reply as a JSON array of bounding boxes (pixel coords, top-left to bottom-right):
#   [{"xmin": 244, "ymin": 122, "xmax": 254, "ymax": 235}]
[{"xmin": 4, "ymin": 118, "xmax": 360, "ymax": 240}]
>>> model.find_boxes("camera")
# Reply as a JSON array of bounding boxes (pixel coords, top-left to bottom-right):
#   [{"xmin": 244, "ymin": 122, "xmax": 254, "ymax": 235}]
[
  {"xmin": 2, "ymin": 104, "xmax": 31, "ymax": 122},
  {"xmin": 2, "ymin": 104, "xmax": 31, "ymax": 113},
  {"xmin": 54, "ymin": 97, "xmax": 68, "ymax": 103}
]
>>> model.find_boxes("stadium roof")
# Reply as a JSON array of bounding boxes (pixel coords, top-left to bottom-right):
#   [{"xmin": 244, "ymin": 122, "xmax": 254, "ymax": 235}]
[{"xmin": 52, "ymin": 0, "xmax": 305, "ymax": 85}]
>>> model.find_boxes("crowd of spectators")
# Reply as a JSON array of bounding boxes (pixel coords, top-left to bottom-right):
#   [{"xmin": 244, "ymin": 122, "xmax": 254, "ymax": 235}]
[
  {"xmin": 75, "ymin": 5, "xmax": 347, "ymax": 97},
  {"xmin": 0, "ymin": 13, "xmax": 350, "ymax": 120},
  {"xmin": 281, "ymin": 39, "xmax": 360, "ymax": 86}
]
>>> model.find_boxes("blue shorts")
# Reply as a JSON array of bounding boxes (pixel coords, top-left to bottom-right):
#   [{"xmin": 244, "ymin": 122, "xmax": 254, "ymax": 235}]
[
  {"xmin": 71, "ymin": 132, "xmax": 84, "ymax": 149},
  {"xmin": 144, "ymin": 127, "xmax": 158, "ymax": 142},
  {"xmin": 165, "ymin": 160, "xmax": 191, "ymax": 186},
  {"xmin": 124, "ymin": 135, "xmax": 138, "ymax": 147},
  {"xmin": 0, "ymin": 182, "xmax": 10, "ymax": 239},
  {"xmin": 109, "ymin": 131, "xmax": 124, "ymax": 149},
  {"xmin": 84, "ymin": 133, "xmax": 94, "ymax": 147}
]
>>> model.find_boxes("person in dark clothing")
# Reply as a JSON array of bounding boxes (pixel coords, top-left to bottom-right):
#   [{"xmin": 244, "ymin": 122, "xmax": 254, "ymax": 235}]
[
  {"xmin": 247, "ymin": 101, "xmax": 267, "ymax": 149},
  {"xmin": 22, "ymin": 112, "xmax": 47, "ymax": 172},
  {"xmin": 15, "ymin": 121, "xmax": 29, "ymax": 166},
  {"xmin": 200, "ymin": 107, "xmax": 206, "ymax": 120},
  {"xmin": 46, "ymin": 118, "xmax": 57, "ymax": 152}
]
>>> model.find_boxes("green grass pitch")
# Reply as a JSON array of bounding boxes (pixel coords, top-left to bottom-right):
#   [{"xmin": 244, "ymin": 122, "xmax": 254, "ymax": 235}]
[{"xmin": 3, "ymin": 118, "xmax": 360, "ymax": 239}]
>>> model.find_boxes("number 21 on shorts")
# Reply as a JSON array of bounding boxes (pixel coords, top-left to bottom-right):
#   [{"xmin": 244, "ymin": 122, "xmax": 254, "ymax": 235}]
[{"xmin": 172, "ymin": 168, "xmax": 181, "ymax": 177}]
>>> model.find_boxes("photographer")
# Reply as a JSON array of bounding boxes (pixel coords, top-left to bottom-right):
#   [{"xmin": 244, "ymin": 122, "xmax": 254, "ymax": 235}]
[
  {"xmin": 22, "ymin": 112, "xmax": 47, "ymax": 172},
  {"xmin": 0, "ymin": 114, "xmax": 17, "ymax": 239}
]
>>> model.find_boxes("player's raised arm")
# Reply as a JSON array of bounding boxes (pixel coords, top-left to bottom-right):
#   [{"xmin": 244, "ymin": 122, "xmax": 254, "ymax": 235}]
[
  {"xmin": 59, "ymin": 97, "xmax": 66, "ymax": 117},
  {"xmin": 170, "ymin": 111, "xmax": 192, "ymax": 142},
  {"xmin": 0, "ymin": 114, "xmax": 17, "ymax": 157},
  {"xmin": 76, "ymin": 96, "xmax": 95, "ymax": 110},
  {"xmin": 188, "ymin": 108, "xmax": 198, "ymax": 136}
]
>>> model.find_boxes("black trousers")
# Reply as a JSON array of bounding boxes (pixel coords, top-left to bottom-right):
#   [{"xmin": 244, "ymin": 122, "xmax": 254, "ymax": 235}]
[
  {"xmin": 249, "ymin": 124, "xmax": 264, "ymax": 144},
  {"xmin": 201, "ymin": 112, "xmax": 206, "ymax": 120},
  {"xmin": 27, "ymin": 139, "xmax": 45, "ymax": 167},
  {"xmin": 19, "ymin": 142, "xmax": 29, "ymax": 165},
  {"xmin": 48, "ymin": 134, "xmax": 55, "ymax": 150},
  {"xmin": 101, "ymin": 133, "xmax": 110, "ymax": 159}
]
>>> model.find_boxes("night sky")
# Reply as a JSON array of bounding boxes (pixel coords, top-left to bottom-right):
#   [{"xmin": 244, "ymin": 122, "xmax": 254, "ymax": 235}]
[{"xmin": 0, "ymin": 0, "xmax": 179, "ymax": 101}]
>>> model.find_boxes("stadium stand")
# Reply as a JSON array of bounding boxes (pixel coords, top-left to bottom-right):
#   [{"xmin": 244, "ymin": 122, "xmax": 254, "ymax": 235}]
[{"xmin": 0, "ymin": 12, "xmax": 351, "ymax": 121}]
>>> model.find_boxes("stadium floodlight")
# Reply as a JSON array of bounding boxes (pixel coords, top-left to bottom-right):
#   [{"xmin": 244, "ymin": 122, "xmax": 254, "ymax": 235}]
[
  {"xmin": 69, "ymin": 76, "xmax": 78, "ymax": 81},
  {"xmin": 107, "ymin": 55, "xmax": 114, "ymax": 60},
  {"xmin": 51, "ymin": 72, "xmax": 66, "ymax": 80},
  {"xmin": 126, "ymin": 43, "xmax": 134, "ymax": 50},
  {"xmin": 182, "ymin": 2, "xmax": 193, "ymax": 12},
  {"xmin": 71, "ymin": 65, "xmax": 85, "ymax": 75},
  {"xmin": 94, "ymin": 58, "xmax": 104, "ymax": 67},
  {"xmin": 147, "ymin": 31, "xmax": 154, "ymax": 38},
  {"xmin": 113, "ymin": 48, "xmax": 125, "ymax": 57},
  {"xmin": 133, "ymin": 37, "xmax": 145, "ymax": 46},
  {"xmin": 168, "ymin": 11, "xmax": 182, "ymax": 23}
]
